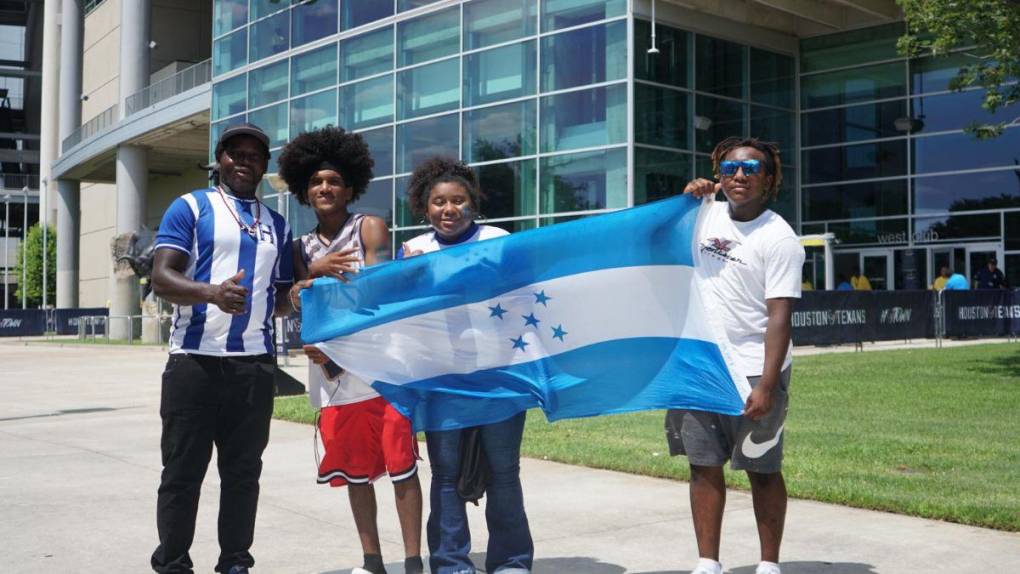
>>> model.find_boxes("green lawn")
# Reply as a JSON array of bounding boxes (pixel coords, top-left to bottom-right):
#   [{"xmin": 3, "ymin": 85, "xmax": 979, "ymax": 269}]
[{"xmin": 274, "ymin": 343, "xmax": 1020, "ymax": 531}]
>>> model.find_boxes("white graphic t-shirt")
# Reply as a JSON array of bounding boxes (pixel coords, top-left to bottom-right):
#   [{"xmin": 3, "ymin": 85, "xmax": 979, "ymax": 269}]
[{"xmin": 695, "ymin": 198, "xmax": 804, "ymax": 377}]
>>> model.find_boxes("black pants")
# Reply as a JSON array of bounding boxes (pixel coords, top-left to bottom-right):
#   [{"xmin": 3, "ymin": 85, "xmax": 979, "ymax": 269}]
[{"xmin": 150, "ymin": 353, "xmax": 275, "ymax": 574}]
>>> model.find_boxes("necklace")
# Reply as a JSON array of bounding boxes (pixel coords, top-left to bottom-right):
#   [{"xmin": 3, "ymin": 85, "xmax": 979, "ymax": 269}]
[
  {"xmin": 315, "ymin": 213, "xmax": 351, "ymax": 247},
  {"xmin": 217, "ymin": 185, "xmax": 262, "ymax": 239}
]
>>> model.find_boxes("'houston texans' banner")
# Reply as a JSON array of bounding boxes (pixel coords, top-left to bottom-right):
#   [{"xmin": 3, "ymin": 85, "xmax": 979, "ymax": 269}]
[{"xmin": 300, "ymin": 195, "xmax": 750, "ymax": 431}]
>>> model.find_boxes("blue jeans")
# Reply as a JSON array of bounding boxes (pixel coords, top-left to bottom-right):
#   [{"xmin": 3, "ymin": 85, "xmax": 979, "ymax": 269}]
[{"xmin": 425, "ymin": 412, "xmax": 534, "ymax": 574}]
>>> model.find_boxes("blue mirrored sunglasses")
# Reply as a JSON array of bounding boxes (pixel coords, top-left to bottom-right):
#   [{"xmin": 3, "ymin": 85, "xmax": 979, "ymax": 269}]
[{"xmin": 719, "ymin": 159, "xmax": 762, "ymax": 176}]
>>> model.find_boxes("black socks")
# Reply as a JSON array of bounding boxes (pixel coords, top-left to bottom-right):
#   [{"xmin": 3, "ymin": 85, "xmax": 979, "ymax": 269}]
[
  {"xmin": 363, "ymin": 554, "xmax": 386, "ymax": 574},
  {"xmin": 404, "ymin": 556, "xmax": 425, "ymax": 574}
]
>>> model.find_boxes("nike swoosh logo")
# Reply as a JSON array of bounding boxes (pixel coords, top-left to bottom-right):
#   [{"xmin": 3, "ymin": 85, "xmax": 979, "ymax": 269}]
[{"xmin": 741, "ymin": 424, "xmax": 784, "ymax": 459}]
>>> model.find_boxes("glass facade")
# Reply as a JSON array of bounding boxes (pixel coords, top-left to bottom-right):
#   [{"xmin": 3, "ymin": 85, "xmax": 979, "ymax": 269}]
[{"xmin": 800, "ymin": 22, "xmax": 1020, "ymax": 287}]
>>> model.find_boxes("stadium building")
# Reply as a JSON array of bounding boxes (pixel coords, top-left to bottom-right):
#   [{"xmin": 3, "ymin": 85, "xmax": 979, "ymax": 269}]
[{"xmin": 16, "ymin": 0, "xmax": 1020, "ymax": 329}]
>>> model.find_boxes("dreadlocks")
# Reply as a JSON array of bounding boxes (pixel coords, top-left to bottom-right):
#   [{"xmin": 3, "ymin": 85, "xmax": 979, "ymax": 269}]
[{"xmin": 710, "ymin": 137, "xmax": 783, "ymax": 200}]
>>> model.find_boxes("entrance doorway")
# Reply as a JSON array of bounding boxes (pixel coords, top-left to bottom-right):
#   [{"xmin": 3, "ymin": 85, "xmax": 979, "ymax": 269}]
[{"xmin": 966, "ymin": 244, "xmax": 1004, "ymax": 288}]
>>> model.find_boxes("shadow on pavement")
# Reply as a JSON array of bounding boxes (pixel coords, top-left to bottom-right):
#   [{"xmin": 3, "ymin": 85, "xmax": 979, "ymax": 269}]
[
  {"xmin": 319, "ymin": 558, "xmax": 877, "ymax": 573},
  {"xmin": 0, "ymin": 406, "xmax": 119, "ymax": 423},
  {"xmin": 635, "ymin": 562, "xmax": 879, "ymax": 574}
]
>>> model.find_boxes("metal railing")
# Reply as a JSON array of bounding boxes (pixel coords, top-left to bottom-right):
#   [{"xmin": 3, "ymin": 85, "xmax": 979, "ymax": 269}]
[
  {"xmin": 61, "ymin": 104, "xmax": 118, "ymax": 153},
  {"xmin": 125, "ymin": 59, "xmax": 212, "ymax": 117},
  {"xmin": 0, "ymin": 173, "xmax": 40, "ymax": 192},
  {"xmin": 78, "ymin": 313, "xmax": 173, "ymax": 344}
]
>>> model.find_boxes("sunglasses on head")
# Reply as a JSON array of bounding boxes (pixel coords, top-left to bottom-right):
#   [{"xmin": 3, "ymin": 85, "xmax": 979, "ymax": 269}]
[{"xmin": 719, "ymin": 159, "xmax": 762, "ymax": 176}]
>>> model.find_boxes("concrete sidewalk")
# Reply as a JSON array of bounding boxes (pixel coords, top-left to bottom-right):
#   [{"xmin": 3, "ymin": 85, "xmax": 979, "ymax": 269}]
[{"xmin": 1, "ymin": 342, "xmax": 1018, "ymax": 573}]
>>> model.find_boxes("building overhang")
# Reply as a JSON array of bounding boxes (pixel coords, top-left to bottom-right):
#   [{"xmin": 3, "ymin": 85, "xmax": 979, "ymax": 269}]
[{"xmin": 50, "ymin": 83, "xmax": 211, "ymax": 183}]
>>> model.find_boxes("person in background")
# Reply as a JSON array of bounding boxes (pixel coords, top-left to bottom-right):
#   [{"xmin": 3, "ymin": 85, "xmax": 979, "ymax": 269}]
[
  {"xmin": 943, "ymin": 270, "xmax": 969, "ymax": 290},
  {"xmin": 932, "ymin": 265, "xmax": 951, "ymax": 291},
  {"xmin": 280, "ymin": 126, "xmax": 424, "ymax": 574},
  {"xmin": 836, "ymin": 274, "xmax": 853, "ymax": 291},
  {"xmin": 149, "ymin": 124, "xmax": 293, "ymax": 574},
  {"xmin": 974, "ymin": 258, "xmax": 1007, "ymax": 289},
  {"xmin": 850, "ymin": 267, "xmax": 872, "ymax": 290}
]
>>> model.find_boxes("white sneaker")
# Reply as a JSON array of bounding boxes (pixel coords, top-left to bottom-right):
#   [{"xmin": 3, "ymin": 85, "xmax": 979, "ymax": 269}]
[
  {"xmin": 351, "ymin": 569, "xmax": 374, "ymax": 574},
  {"xmin": 692, "ymin": 558, "xmax": 723, "ymax": 574},
  {"xmin": 756, "ymin": 561, "xmax": 781, "ymax": 574}
]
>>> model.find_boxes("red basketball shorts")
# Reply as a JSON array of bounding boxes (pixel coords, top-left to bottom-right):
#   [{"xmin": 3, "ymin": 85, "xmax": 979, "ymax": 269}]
[{"xmin": 316, "ymin": 396, "xmax": 419, "ymax": 487}]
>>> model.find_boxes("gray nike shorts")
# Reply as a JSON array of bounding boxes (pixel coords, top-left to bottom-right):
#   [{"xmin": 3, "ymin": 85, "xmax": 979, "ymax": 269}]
[{"xmin": 665, "ymin": 367, "xmax": 791, "ymax": 474}]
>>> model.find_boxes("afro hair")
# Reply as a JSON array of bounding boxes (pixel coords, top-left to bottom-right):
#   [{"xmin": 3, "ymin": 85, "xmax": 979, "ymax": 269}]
[
  {"xmin": 406, "ymin": 156, "xmax": 485, "ymax": 217},
  {"xmin": 276, "ymin": 126, "xmax": 375, "ymax": 205}
]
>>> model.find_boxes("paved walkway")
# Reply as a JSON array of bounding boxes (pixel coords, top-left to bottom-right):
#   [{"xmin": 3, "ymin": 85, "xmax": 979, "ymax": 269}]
[{"xmin": 2, "ymin": 342, "xmax": 1018, "ymax": 573}]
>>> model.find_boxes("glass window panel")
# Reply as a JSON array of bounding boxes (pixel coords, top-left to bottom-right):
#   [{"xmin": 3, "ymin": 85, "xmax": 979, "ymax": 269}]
[
  {"xmin": 213, "ymin": 28, "xmax": 247, "ymax": 76},
  {"xmin": 397, "ymin": 7, "xmax": 459, "ymax": 67},
  {"xmin": 489, "ymin": 219, "xmax": 538, "ymax": 233},
  {"xmin": 352, "ymin": 178, "xmax": 393, "ymax": 226},
  {"xmin": 463, "ymin": 100, "xmax": 536, "ymax": 163},
  {"xmin": 696, "ymin": 36, "xmax": 745, "ymax": 99},
  {"xmin": 539, "ymin": 213, "xmax": 598, "ymax": 226},
  {"xmin": 399, "ymin": 0, "xmax": 442, "ymax": 11},
  {"xmin": 251, "ymin": 0, "xmax": 288, "ymax": 20},
  {"xmin": 248, "ymin": 60, "xmax": 289, "ymax": 108},
  {"xmin": 540, "ymin": 84, "xmax": 626, "ymax": 152},
  {"xmin": 248, "ymin": 101, "xmax": 289, "ymax": 148},
  {"xmin": 634, "ymin": 147, "xmax": 691, "ymax": 205},
  {"xmin": 398, "ymin": 58, "xmax": 459, "ymax": 120},
  {"xmin": 772, "ymin": 165, "xmax": 797, "ymax": 224},
  {"xmin": 1005, "ymin": 213, "xmax": 1020, "ymax": 251},
  {"xmin": 634, "ymin": 84, "xmax": 689, "ymax": 150},
  {"xmin": 290, "ymin": 89, "xmax": 337, "ymax": 136},
  {"xmin": 1005, "ymin": 253, "xmax": 1020, "ymax": 288},
  {"xmin": 801, "ymin": 61, "xmax": 906, "ymax": 109},
  {"xmin": 247, "ymin": 60, "xmax": 289, "ymax": 109},
  {"xmin": 910, "ymin": 52, "xmax": 987, "ymax": 94},
  {"xmin": 913, "ymin": 128, "xmax": 1020, "ymax": 174},
  {"xmin": 394, "ymin": 175, "xmax": 416, "ymax": 227},
  {"xmin": 541, "ymin": 21, "xmax": 626, "ymax": 92},
  {"xmin": 341, "ymin": 74, "xmax": 394, "ymax": 129},
  {"xmin": 359, "ymin": 126, "xmax": 394, "ymax": 176},
  {"xmin": 396, "ymin": 113, "xmax": 459, "ymax": 173},
  {"xmin": 541, "ymin": 0, "xmax": 625, "ymax": 32},
  {"xmin": 539, "ymin": 148, "xmax": 627, "ymax": 213},
  {"xmin": 287, "ymin": 197, "xmax": 320, "ymax": 236},
  {"xmin": 634, "ymin": 19, "xmax": 688, "ymax": 87},
  {"xmin": 343, "ymin": 0, "xmax": 394, "ymax": 30},
  {"xmin": 912, "ymin": 170, "xmax": 1020, "ymax": 214},
  {"xmin": 292, "ymin": 0, "xmax": 338, "ymax": 48},
  {"xmin": 800, "ymin": 22, "xmax": 904, "ymax": 73},
  {"xmin": 695, "ymin": 155, "xmax": 714, "ymax": 180},
  {"xmin": 695, "ymin": 95, "xmax": 746, "ymax": 153},
  {"xmin": 464, "ymin": 41, "xmax": 536, "ymax": 107},
  {"xmin": 214, "ymin": 0, "xmax": 248, "ymax": 37},
  {"xmin": 750, "ymin": 48, "xmax": 794, "ymax": 108},
  {"xmin": 292, "ymin": 44, "xmax": 337, "ymax": 96},
  {"xmin": 341, "ymin": 27, "xmax": 394, "ymax": 83},
  {"xmin": 802, "ymin": 140, "xmax": 907, "ymax": 184},
  {"xmin": 475, "ymin": 159, "xmax": 537, "ymax": 218},
  {"xmin": 910, "ymin": 90, "xmax": 1018, "ymax": 134},
  {"xmin": 801, "ymin": 179, "xmax": 908, "ymax": 221},
  {"xmin": 210, "ymin": 115, "xmax": 248, "ymax": 158},
  {"xmin": 250, "ymin": 10, "xmax": 290, "ymax": 62},
  {"xmin": 750, "ymin": 106, "xmax": 794, "ymax": 164},
  {"xmin": 914, "ymin": 213, "xmax": 1001, "ymax": 242},
  {"xmin": 827, "ymin": 217, "xmax": 908, "ymax": 246},
  {"xmin": 465, "ymin": 0, "xmax": 537, "ymax": 51},
  {"xmin": 801, "ymin": 99, "xmax": 906, "ymax": 147},
  {"xmin": 212, "ymin": 74, "xmax": 246, "ymax": 120}
]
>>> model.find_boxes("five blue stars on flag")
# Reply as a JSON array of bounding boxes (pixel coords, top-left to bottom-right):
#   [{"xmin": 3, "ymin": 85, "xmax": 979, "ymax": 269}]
[{"xmin": 489, "ymin": 290, "xmax": 567, "ymax": 351}]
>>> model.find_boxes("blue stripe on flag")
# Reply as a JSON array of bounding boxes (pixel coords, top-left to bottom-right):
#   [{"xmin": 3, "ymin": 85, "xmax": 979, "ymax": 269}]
[
  {"xmin": 301, "ymin": 194, "xmax": 701, "ymax": 343},
  {"xmin": 183, "ymin": 191, "xmax": 214, "ymax": 349},
  {"xmin": 371, "ymin": 337, "xmax": 743, "ymax": 432}
]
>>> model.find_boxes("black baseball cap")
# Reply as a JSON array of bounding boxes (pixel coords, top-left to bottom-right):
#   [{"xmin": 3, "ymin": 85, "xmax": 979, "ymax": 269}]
[{"xmin": 215, "ymin": 123, "xmax": 270, "ymax": 160}]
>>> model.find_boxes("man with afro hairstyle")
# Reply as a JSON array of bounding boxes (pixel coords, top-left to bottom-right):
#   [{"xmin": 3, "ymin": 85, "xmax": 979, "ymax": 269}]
[{"xmin": 279, "ymin": 126, "xmax": 424, "ymax": 574}]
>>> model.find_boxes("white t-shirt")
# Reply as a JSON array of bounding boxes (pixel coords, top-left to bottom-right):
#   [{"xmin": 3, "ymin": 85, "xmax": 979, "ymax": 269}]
[
  {"xmin": 694, "ymin": 198, "xmax": 804, "ymax": 377},
  {"xmin": 301, "ymin": 214, "xmax": 380, "ymax": 409},
  {"xmin": 399, "ymin": 222, "xmax": 509, "ymax": 257}
]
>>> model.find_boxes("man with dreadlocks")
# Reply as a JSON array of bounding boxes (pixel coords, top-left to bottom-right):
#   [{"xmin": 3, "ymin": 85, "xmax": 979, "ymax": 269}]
[
  {"xmin": 665, "ymin": 137, "xmax": 804, "ymax": 574},
  {"xmin": 279, "ymin": 126, "xmax": 424, "ymax": 574}
]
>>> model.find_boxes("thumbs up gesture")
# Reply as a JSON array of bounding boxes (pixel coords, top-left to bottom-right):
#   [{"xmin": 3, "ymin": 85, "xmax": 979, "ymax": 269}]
[{"xmin": 212, "ymin": 269, "xmax": 249, "ymax": 315}]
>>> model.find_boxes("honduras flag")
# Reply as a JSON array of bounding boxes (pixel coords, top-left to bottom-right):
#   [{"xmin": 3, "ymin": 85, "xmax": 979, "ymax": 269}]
[{"xmin": 301, "ymin": 195, "xmax": 750, "ymax": 431}]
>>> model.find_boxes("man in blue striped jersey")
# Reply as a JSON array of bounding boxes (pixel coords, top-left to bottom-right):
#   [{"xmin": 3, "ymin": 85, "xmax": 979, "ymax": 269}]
[{"xmin": 149, "ymin": 124, "xmax": 294, "ymax": 574}]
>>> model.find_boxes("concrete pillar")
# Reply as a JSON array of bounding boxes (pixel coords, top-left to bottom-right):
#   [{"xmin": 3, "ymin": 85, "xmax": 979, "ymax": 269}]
[
  {"xmin": 39, "ymin": 0, "xmax": 61, "ymax": 227},
  {"xmin": 55, "ymin": 180, "xmax": 79, "ymax": 309},
  {"xmin": 110, "ymin": 0, "xmax": 152, "ymax": 340},
  {"xmin": 55, "ymin": 0, "xmax": 82, "ymax": 309}
]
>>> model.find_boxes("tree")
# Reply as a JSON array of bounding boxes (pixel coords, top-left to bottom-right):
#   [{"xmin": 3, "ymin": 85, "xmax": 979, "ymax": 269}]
[
  {"xmin": 897, "ymin": 0, "xmax": 1020, "ymax": 138},
  {"xmin": 14, "ymin": 223, "xmax": 55, "ymax": 308}
]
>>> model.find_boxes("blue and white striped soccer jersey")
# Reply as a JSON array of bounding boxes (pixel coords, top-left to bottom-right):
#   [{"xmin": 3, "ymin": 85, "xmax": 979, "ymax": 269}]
[{"xmin": 155, "ymin": 187, "xmax": 294, "ymax": 356}]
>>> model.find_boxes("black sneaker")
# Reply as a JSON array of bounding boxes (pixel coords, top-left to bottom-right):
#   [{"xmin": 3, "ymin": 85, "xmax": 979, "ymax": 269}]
[
  {"xmin": 225, "ymin": 566, "xmax": 249, "ymax": 574},
  {"xmin": 404, "ymin": 556, "xmax": 425, "ymax": 574}
]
